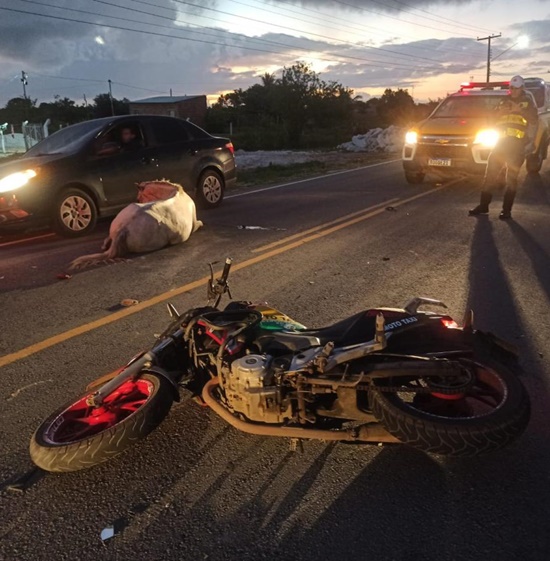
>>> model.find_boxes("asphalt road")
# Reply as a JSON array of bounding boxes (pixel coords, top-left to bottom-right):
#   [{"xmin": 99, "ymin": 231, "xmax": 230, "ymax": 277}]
[{"xmin": 1, "ymin": 159, "xmax": 550, "ymax": 561}]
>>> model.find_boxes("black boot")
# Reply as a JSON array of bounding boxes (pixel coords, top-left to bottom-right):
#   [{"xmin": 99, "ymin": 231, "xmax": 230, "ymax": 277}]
[
  {"xmin": 469, "ymin": 191, "xmax": 492, "ymax": 216},
  {"xmin": 499, "ymin": 189, "xmax": 516, "ymax": 220}
]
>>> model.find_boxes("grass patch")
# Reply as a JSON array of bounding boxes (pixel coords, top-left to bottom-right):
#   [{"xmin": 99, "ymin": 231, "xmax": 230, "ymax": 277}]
[
  {"xmin": 238, "ymin": 161, "xmax": 328, "ymax": 186},
  {"xmin": 236, "ymin": 152, "xmax": 397, "ymax": 188}
]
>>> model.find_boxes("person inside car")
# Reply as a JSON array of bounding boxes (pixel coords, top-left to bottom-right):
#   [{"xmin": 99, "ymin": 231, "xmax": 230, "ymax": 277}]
[{"xmin": 120, "ymin": 126, "xmax": 142, "ymax": 152}]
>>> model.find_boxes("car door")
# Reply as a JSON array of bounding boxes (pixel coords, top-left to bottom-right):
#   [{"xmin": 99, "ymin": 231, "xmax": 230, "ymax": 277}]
[
  {"xmin": 147, "ymin": 117, "xmax": 199, "ymax": 193},
  {"xmin": 91, "ymin": 119, "xmax": 162, "ymax": 207}
]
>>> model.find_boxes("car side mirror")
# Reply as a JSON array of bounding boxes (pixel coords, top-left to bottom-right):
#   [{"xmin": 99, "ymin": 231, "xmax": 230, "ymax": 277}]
[{"xmin": 96, "ymin": 141, "xmax": 121, "ymax": 157}]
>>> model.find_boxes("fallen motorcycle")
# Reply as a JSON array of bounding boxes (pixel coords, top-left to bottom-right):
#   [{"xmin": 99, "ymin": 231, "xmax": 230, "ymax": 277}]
[{"xmin": 30, "ymin": 259, "xmax": 530, "ymax": 472}]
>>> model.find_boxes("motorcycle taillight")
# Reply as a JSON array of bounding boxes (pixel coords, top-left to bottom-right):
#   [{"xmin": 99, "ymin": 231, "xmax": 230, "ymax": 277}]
[{"xmin": 441, "ymin": 318, "xmax": 459, "ymax": 329}]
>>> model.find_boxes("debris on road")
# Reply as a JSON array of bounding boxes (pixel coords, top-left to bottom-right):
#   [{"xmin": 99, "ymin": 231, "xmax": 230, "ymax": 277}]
[
  {"xmin": 237, "ymin": 225, "xmax": 287, "ymax": 231},
  {"xmin": 100, "ymin": 518, "xmax": 130, "ymax": 542},
  {"xmin": 100, "ymin": 505, "xmax": 148, "ymax": 543},
  {"xmin": 56, "ymin": 273, "xmax": 72, "ymax": 281},
  {"xmin": 100, "ymin": 525, "xmax": 116, "ymax": 542},
  {"xmin": 120, "ymin": 299, "xmax": 139, "ymax": 307},
  {"xmin": 382, "ymin": 257, "xmax": 391, "ymax": 261},
  {"xmin": 7, "ymin": 379, "xmax": 53, "ymax": 402},
  {"xmin": 386, "ymin": 206, "xmax": 397, "ymax": 212}
]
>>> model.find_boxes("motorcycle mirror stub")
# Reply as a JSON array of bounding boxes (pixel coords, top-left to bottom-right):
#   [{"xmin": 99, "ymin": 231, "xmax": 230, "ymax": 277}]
[
  {"xmin": 207, "ymin": 257, "xmax": 233, "ymax": 307},
  {"xmin": 167, "ymin": 303, "xmax": 179, "ymax": 319}
]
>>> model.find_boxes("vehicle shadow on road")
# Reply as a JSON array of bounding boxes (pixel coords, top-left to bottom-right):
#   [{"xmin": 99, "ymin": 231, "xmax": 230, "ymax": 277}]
[
  {"xmin": 266, "ymin": 218, "xmax": 550, "ymax": 561},
  {"xmin": 505, "ymin": 220, "xmax": 550, "ymax": 306}
]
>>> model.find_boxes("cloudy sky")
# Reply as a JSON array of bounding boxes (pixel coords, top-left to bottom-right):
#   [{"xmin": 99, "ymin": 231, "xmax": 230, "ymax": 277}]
[{"xmin": 1, "ymin": 0, "xmax": 549, "ymax": 106}]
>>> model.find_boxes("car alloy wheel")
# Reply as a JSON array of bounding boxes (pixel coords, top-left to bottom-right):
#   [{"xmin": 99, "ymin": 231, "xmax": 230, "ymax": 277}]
[
  {"xmin": 202, "ymin": 175, "xmax": 222, "ymax": 204},
  {"xmin": 60, "ymin": 195, "xmax": 93, "ymax": 232},
  {"xmin": 197, "ymin": 170, "xmax": 224, "ymax": 208},
  {"xmin": 52, "ymin": 188, "xmax": 98, "ymax": 237}
]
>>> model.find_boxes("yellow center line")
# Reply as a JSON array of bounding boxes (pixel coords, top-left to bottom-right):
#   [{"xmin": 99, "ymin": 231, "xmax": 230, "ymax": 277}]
[
  {"xmin": 0, "ymin": 184, "xmax": 447, "ymax": 369},
  {"xmin": 251, "ymin": 197, "xmax": 400, "ymax": 254}
]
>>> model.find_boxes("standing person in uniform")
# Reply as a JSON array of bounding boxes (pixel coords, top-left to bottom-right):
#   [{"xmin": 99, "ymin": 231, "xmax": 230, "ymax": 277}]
[{"xmin": 469, "ymin": 75, "xmax": 539, "ymax": 219}]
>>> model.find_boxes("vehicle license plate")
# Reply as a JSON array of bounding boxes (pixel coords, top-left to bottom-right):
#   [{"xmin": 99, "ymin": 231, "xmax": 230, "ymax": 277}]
[{"xmin": 428, "ymin": 158, "xmax": 452, "ymax": 167}]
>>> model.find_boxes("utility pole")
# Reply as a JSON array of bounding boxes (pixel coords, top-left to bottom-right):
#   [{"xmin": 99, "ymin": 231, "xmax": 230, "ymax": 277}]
[
  {"xmin": 108, "ymin": 79, "xmax": 115, "ymax": 116},
  {"xmin": 477, "ymin": 33, "xmax": 501, "ymax": 83},
  {"xmin": 21, "ymin": 71, "xmax": 28, "ymax": 99}
]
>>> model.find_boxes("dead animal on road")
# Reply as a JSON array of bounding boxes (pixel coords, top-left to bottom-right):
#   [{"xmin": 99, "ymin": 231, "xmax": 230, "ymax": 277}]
[{"xmin": 69, "ymin": 180, "xmax": 203, "ymax": 269}]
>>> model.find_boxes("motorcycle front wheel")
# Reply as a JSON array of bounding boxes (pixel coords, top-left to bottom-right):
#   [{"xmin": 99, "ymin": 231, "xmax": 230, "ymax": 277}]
[
  {"xmin": 30, "ymin": 374, "xmax": 173, "ymax": 472},
  {"xmin": 370, "ymin": 358, "xmax": 530, "ymax": 457}
]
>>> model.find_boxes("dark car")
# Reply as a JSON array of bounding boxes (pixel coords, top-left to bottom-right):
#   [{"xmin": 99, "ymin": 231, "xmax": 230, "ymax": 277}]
[{"xmin": 0, "ymin": 115, "xmax": 236, "ymax": 236}]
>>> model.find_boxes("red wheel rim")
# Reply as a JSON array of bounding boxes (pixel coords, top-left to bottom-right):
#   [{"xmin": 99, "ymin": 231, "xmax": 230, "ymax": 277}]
[{"xmin": 44, "ymin": 379, "xmax": 153, "ymax": 445}]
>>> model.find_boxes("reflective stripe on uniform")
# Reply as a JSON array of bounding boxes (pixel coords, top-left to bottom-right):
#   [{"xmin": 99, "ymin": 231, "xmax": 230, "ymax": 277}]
[
  {"xmin": 497, "ymin": 114, "xmax": 528, "ymax": 127},
  {"xmin": 505, "ymin": 128, "xmax": 525, "ymax": 139}
]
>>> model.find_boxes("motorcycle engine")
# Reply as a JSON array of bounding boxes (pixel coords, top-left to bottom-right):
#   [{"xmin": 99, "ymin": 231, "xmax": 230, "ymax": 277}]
[{"xmin": 222, "ymin": 355, "xmax": 292, "ymax": 423}]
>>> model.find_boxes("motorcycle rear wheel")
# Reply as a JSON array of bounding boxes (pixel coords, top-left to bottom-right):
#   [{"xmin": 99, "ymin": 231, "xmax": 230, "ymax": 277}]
[
  {"xmin": 370, "ymin": 358, "xmax": 530, "ymax": 457},
  {"xmin": 30, "ymin": 374, "xmax": 173, "ymax": 472}
]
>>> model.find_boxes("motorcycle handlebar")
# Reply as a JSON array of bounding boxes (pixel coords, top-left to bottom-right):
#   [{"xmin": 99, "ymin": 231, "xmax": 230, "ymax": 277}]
[{"xmin": 221, "ymin": 257, "xmax": 232, "ymax": 284}]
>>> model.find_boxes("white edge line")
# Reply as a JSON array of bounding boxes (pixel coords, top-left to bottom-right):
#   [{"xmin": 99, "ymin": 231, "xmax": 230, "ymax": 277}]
[
  {"xmin": 0, "ymin": 159, "xmax": 403, "ymax": 248},
  {"xmin": 0, "ymin": 233, "xmax": 55, "ymax": 248},
  {"xmin": 226, "ymin": 158, "xmax": 401, "ymax": 200}
]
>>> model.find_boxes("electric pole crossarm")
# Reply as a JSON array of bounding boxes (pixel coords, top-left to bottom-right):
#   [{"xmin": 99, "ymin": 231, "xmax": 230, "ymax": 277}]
[{"xmin": 477, "ymin": 33, "xmax": 502, "ymax": 83}]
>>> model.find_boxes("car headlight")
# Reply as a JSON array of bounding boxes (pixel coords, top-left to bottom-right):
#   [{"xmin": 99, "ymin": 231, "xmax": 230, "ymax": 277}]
[
  {"xmin": 0, "ymin": 169, "xmax": 37, "ymax": 193},
  {"xmin": 474, "ymin": 129, "xmax": 500, "ymax": 149},
  {"xmin": 405, "ymin": 131, "xmax": 418, "ymax": 145}
]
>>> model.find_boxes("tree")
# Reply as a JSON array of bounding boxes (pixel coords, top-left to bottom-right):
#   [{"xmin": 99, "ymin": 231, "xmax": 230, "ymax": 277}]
[
  {"xmin": 274, "ymin": 62, "xmax": 353, "ymax": 147},
  {"xmin": 376, "ymin": 88, "xmax": 416, "ymax": 127},
  {"xmin": 92, "ymin": 93, "xmax": 130, "ymax": 118},
  {"xmin": 0, "ymin": 97, "xmax": 37, "ymax": 125}
]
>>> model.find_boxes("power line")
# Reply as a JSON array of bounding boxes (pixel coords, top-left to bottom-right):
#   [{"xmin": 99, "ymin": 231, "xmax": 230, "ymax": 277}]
[
  {"xmin": 32, "ymin": 72, "xmax": 105, "ymax": 83},
  {"xmin": 127, "ymin": 0, "xmax": 460, "ymax": 62},
  {"xmin": 29, "ymin": 72, "xmax": 165, "ymax": 93},
  {"xmin": 362, "ymin": 0, "xmax": 495, "ymax": 34},
  {"xmin": 111, "ymin": 81, "xmax": 165, "ymax": 93},
  {"xmin": 9, "ymin": 2, "xmax": 442, "ymax": 71},
  {"xmin": 97, "ymin": 0, "xmax": 421, "ymax": 67},
  {"xmin": 325, "ymin": 0, "xmax": 484, "ymax": 37},
  {"xmin": 172, "ymin": 0, "xmax": 452, "ymax": 64},
  {"xmin": 270, "ymin": 0, "xmax": 484, "ymax": 57}
]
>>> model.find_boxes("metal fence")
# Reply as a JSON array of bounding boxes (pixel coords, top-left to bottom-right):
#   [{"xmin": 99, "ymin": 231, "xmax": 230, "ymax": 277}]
[{"xmin": 22, "ymin": 122, "xmax": 45, "ymax": 150}]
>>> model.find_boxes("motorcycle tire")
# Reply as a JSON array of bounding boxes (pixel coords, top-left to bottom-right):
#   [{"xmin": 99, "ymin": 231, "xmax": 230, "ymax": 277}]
[
  {"xmin": 369, "ymin": 358, "xmax": 530, "ymax": 457},
  {"xmin": 30, "ymin": 374, "xmax": 173, "ymax": 472}
]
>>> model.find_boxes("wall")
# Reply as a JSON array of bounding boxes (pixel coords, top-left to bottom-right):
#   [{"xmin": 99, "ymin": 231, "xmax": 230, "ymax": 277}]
[{"xmin": 129, "ymin": 96, "xmax": 207, "ymax": 126}]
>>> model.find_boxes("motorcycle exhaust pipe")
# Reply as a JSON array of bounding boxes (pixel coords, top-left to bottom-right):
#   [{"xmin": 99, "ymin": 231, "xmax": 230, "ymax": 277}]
[{"xmin": 202, "ymin": 378, "xmax": 400, "ymax": 444}]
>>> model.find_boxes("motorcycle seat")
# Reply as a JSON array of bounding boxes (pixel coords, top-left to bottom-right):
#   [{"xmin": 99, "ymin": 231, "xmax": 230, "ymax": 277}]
[{"xmin": 257, "ymin": 312, "xmax": 376, "ymax": 353}]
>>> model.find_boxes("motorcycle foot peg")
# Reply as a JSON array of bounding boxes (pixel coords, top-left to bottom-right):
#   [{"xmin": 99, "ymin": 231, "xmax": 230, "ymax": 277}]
[{"xmin": 289, "ymin": 438, "xmax": 304, "ymax": 453}]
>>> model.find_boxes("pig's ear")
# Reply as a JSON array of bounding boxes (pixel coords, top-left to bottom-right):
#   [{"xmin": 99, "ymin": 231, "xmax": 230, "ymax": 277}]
[{"xmin": 135, "ymin": 182, "xmax": 144, "ymax": 190}]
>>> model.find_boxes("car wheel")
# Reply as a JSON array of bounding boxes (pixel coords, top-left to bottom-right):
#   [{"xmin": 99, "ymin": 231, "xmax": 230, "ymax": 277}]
[
  {"xmin": 404, "ymin": 171, "xmax": 425, "ymax": 185},
  {"xmin": 196, "ymin": 170, "xmax": 224, "ymax": 208},
  {"xmin": 52, "ymin": 188, "xmax": 98, "ymax": 237}
]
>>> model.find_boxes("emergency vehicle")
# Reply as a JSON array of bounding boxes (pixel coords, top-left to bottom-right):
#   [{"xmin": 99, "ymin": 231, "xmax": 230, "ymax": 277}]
[{"xmin": 402, "ymin": 78, "xmax": 550, "ymax": 184}]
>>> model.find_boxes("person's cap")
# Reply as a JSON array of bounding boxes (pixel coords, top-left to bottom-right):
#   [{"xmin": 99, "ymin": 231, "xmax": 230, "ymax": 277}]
[{"xmin": 510, "ymin": 75, "xmax": 525, "ymax": 89}]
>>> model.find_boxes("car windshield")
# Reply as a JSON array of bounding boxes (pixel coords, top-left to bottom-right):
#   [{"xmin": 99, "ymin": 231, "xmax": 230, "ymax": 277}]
[
  {"xmin": 433, "ymin": 95, "xmax": 504, "ymax": 118},
  {"xmin": 25, "ymin": 120, "xmax": 104, "ymax": 156}
]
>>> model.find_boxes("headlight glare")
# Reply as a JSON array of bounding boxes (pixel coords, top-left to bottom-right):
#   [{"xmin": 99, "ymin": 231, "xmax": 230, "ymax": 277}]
[
  {"xmin": 474, "ymin": 129, "xmax": 500, "ymax": 149},
  {"xmin": 405, "ymin": 131, "xmax": 418, "ymax": 145},
  {"xmin": 0, "ymin": 169, "xmax": 37, "ymax": 193}
]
